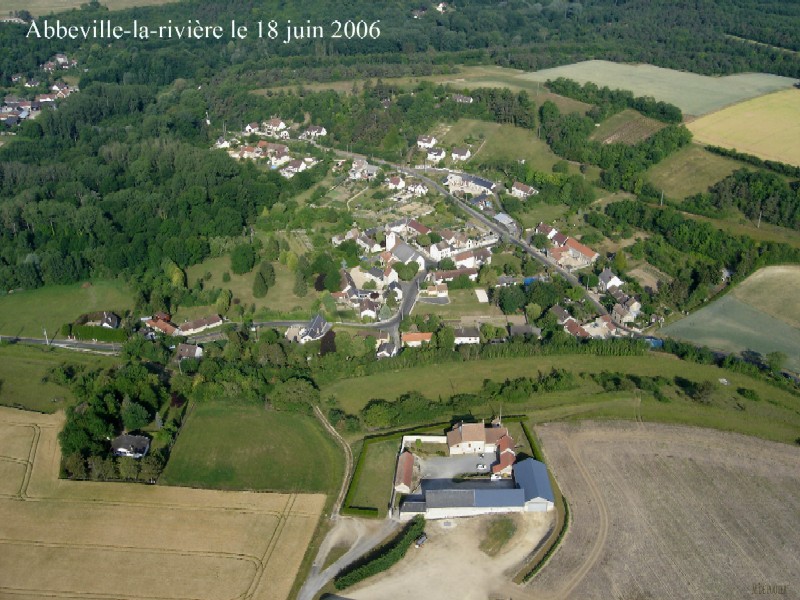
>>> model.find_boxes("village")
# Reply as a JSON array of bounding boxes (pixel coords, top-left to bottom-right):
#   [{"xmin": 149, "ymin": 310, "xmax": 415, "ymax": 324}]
[{"xmin": 2, "ymin": 53, "xmax": 79, "ymax": 128}]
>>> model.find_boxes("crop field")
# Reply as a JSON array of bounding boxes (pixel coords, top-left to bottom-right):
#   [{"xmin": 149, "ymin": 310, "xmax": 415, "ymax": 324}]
[
  {"xmin": 522, "ymin": 60, "xmax": 797, "ymax": 116},
  {"xmin": 645, "ymin": 144, "xmax": 744, "ymax": 199},
  {"xmin": 0, "ymin": 279, "xmax": 132, "ymax": 339},
  {"xmin": 664, "ymin": 266, "xmax": 800, "ymax": 372},
  {"xmin": 530, "ymin": 422, "xmax": 800, "ymax": 599},
  {"xmin": 0, "ymin": 344, "xmax": 119, "ymax": 413},
  {"xmin": 0, "ymin": 406, "xmax": 324, "ymax": 600},
  {"xmin": 4, "ymin": 0, "xmax": 177, "ymax": 15},
  {"xmin": 161, "ymin": 400, "xmax": 344, "ymax": 494},
  {"xmin": 324, "ymin": 353, "xmax": 800, "ymax": 443},
  {"xmin": 687, "ymin": 89, "xmax": 800, "ymax": 167},
  {"xmin": 589, "ymin": 109, "xmax": 666, "ymax": 145}
]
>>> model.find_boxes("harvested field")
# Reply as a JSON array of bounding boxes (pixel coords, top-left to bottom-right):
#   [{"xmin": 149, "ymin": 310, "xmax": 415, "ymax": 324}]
[
  {"xmin": 523, "ymin": 60, "xmax": 797, "ymax": 116},
  {"xmin": 664, "ymin": 266, "xmax": 800, "ymax": 372},
  {"xmin": 347, "ymin": 513, "xmax": 553, "ymax": 600},
  {"xmin": 687, "ymin": 89, "xmax": 800, "ymax": 167},
  {"xmin": 589, "ymin": 109, "xmax": 665, "ymax": 145},
  {"xmin": 530, "ymin": 421, "xmax": 800, "ymax": 599},
  {"xmin": 0, "ymin": 406, "xmax": 325, "ymax": 600}
]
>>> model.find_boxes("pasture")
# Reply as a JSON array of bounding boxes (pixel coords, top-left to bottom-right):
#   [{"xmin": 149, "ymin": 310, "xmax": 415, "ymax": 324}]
[
  {"xmin": 0, "ymin": 406, "xmax": 324, "ymax": 600},
  {"xmin": 531, "ymin": 422, "xmax": 800, "ymax": 599},
  {"xmin": 323, "ymin": 353, "xmax": 800, "ymax": 444},
  {"xmin": 589, "ymin": 109, "xmax": 665, "ymax": 145},
  {"xmin": 0, "ymin": 344, "xmax": 119, "ymax": 413},
  {"xmin": 645, "ymin": 143, "xmax": 744, "ymax": 199},
  {"xmin": 664, "ymin": 266, "xmax": 800, "ymax": 372},
  {"xmin": 687, "ymin": 89, "xmax": 800, "ymax": 167},
  {"xmin": 4, "ymin": 0, "xmax": 177, "ymax": 15},
  {"xmin": 160, "ymin": 400, "xmax": 344, "ymax": 494},
  {"xmin": 522, "ymin": 60, "xmax": 797, "ymax": 116},
  {"xmin": 346, "ymin": 438, "xmax": 398, "ymax": 517},
  {"xmin": 0, "ymin": 279, "xmax": 132, "ymax": 339}
]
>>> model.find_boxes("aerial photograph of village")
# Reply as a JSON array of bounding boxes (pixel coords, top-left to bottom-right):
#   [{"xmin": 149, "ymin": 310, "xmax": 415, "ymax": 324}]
[{"xmin": 0, "ymin": 1, "xmax": 798, "ymax": 599}]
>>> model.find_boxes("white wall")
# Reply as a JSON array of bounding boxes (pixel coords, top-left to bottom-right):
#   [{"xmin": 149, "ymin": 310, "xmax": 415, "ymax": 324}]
[{"xmin": 401, "ymin": 435, "xmax": 447, "ymax": 448}]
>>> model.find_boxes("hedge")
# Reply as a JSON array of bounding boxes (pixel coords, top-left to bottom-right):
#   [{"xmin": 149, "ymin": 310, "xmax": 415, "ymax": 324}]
[
  {"xmin": 522, "ymin": 494, "xmax": 570, "ymax": 582},
  {"xmin": 334, "ymin": 515, "xmax": 425, "ymax": 589}
]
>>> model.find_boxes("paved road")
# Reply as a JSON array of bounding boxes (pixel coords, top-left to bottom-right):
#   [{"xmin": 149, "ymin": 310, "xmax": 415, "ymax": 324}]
[{"xmin": 0, "ymin": 336, "xmax": 120, "ymax": 354}]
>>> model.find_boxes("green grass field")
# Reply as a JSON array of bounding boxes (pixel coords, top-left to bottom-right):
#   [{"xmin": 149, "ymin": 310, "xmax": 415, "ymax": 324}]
[
  {"xmin": 645, "ymin": 144, "xmax": 744, "ymax": 199},
  {"xmin": 664, "ymin": 267, "xmax": 800, "ymax": 372},
  {"xmin": 0, "ymin": 280, "xmax": 132, "ymax": 339},
  {"xmin": 347, "ymin": 438, "xmax": 398, "ymax": 515},
  {"xmin": 589, "ymin": 109, "xmax": 666, "ymax": 145},
  {"xmin": 160, "ymin": 401, "xmax": 344, "ymax": 494},
  {"xmin": 323, "ymin": 353, "xmax": 800, "ymax": 443},
  {"xmin": 181, "ymin": 256, "xmax": 317, "ymax": 322},
  {"xmin": 522, "ymin": 60, "xmax": 797, "ymax": 116},
  {"xmin": 414, "ymin": 288, "xmax": 503, "ymax": 321},
  {"xmin": 0, "ymin": 344, "xmax": 120, "ymax": 413}
]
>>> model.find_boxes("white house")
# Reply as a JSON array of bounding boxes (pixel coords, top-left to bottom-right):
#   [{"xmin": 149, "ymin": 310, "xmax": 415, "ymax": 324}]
[
  {"xmin": 401, "ymin": 332, "xmax": 433, "ymax": 347},
  {"xmin": 298, "ymin": 314, "xmax": 329, "ymax": 343},
  {"xmin": 408, "ymin": 183, "xmax": 429, "ymax": 197},
  {"xmin": 244, "ymin": 122, "xmax": 260, "ymax": 134},
  {"xmin": 510, "ymin": 181, "xmax": 538, "ymax": 199},
  {"xmin": 386, "ymin": 176, "xmax": 406, "ymax": 190},
  {"xmin": 111, "ymin": 434, "xmax": 150, "ymax": 459},
  {"xmin": 598, "ymin": 268, "xmax": 624, "ymax": 293},
  {"xmin": 417, "ymin": 135, "xmax": 438, "ymax": 149},
  {"xmin": 445, "ymin": 173, "xmax": 495, "ymax": 195},
  {"xmin": 300, "ymin": 125, "xmax": 326, "ymax": 140},
  {"xmin": 451, "ymin": 147, "xmax": 471, "ymax": 161},
  {"xmin": 446, "ymin": 421, "xmax": 509, "ymax": 455},
  {"xmin": 427, "ymin": 148, "xmax": 446, "ymax": 162},
  {"xmin": 453, "ymin": 327, "xmax": 480, "ymax": 345},
  {"xmin": 429, "ymin": 241, "xmax": 454, "ymax": 262}
]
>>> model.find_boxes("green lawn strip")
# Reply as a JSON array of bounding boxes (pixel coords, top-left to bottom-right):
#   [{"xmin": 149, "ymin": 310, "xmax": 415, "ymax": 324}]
[
  {"xmin": 160, "ymin": 401, "xmax": 343, "ymax": 494},
  {"xmin": 0, "ymin": 280, "xmax": 132, "ymax": 339},
  {"xmin": 0, "ymin": 344, "xmax": 120, "ymax": 413},
  {"xmin": 324, "ymin": 354, "xmax": 800, "ymax": 443},
  {"xmin": 345, "ymin": 438, "xmax": 398, "ymax": 517},
  {"xmin": 479, "ymin": 516, "xmax": 517, "ymax": 556}
]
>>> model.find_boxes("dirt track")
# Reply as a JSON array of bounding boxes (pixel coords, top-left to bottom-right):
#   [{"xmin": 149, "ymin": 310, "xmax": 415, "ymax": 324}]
[{"xmin": 530, "ymin": 421, "xmax": 800, "ymax": 600}]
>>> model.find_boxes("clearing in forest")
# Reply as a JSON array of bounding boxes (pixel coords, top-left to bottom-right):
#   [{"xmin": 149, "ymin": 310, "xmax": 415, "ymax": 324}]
[{"xmin": 589, "ymin": 109, "xmax": 666, "ymax": 145}]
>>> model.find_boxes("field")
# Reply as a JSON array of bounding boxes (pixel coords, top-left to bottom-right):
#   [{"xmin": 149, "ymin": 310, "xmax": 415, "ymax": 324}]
[
  {"xmin": 160, "ymin": 400, "xmax": 344, "ymax": 494},
  {"xmin": 4, "ymin": 0, "xmax": 177, "ymax": 15},
  {"xmin": 181, "ymin": 255, "xmax": 317, "ymax": 322},
  {"xmin": 256, "ymin": 65, "xmax": 592, "ymax": 114},
  {"xmin": 645, "ymin": 144, "xmax": 745, "ymax": 199},
  {"xmin": 522, "ymin": 60, "xmax": 797, "ymax": 116},
  {"xmin": 0, "ymin": 279, "xmax": 132, "ymax": 339},
  {"xmin": 687, "ymin": 89, "xmax": 800, "ymax": 167},
  {"xmin": 414, "ymin": 288, "xmax": 505, "ymax": 321},
  {"xmin": 0, "ymin": 406, "xmax": 324, "ymax": 600},
  {"xmin": 346, "ymin": 438, "xmax": 398, "ymax": 516},
  {"xmin": 529, "ymin": 421, "xmax": 800, "ymax": 599},
  {"xmin": 663, "ymin": 266, "xmax": 800, "ymax": 372},
  {"xmin": 323, "ymin": 353, "xmax": 800, "ymax": 443},
  {"xmin": 589, "ymin": 109, "xmax": 665, "ymax": 145},
  {"xmin": 0, "ymin": 344, "xmax": 119, "ymax": 413}
]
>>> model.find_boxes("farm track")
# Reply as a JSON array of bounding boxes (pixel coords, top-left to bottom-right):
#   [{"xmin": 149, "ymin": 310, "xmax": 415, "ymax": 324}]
[{"xmin": 313, "ymin": 405, "xmax": 353, "ymax": 518}]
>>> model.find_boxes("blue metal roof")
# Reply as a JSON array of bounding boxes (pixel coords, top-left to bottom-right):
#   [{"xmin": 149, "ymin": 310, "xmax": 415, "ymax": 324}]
[
  {"xmin": 513, "ymin": 459, "xmax": 555, "ymax": 503},
  {"xmin": 474, "ymin": 488, "xmax": 525, "ymax": 508}
]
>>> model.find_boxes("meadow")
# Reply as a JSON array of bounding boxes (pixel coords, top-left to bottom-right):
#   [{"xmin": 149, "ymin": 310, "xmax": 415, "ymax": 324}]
[
  {"xmin": 323, "ymin": 353, "xmax": 800, "ymax": 443},
  {"xmin": 522, "ymin": 60, "xmax": 797, "ymax": 116},
  {"xmin": 645, "ymin": 144, "xmax": 744, "ymax": 199},
  {"xmin": 414, "ymin": 288, "xmax": 504, "ymax": 321},
  {"xmin": 589, "ymin": 109, "xmax": 665, "ymax": 145},
  {"xmin": 0, "ymin": 407, "xmax": 323, "ymax": 600},
  {"xmin": 160, "ymin": 400, "xmax": 344, "ymax": 494},
  {"xmin": 664, "ymin": 267, "xmax": 800, "ymax": 372},
  {"xmin": 687, "ymin": 89, "xmax": 800, "ymax": 167},
  {"xmin": 346, "ymin": 438, "xmax": 398, "ymax": 517},
  {"xmin": 0, "ymin": 279, "xmax": 132, "ymax": 339},
  {"xmin": 0, "ymin": 344, "xmax": 119, "ymax": 413}
]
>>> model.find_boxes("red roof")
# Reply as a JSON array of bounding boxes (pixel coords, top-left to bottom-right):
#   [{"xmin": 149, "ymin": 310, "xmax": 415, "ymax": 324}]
[
  {"xmin": 402, "ymin": 332, "xmax": 433, "ymax": 344},
  {"xmin": 497, "ymin": 434, "xmax": 515, "ymax": 454},
  {"xmin": 564, "ymin": 318, "xmax": 590, "ymax": 338},
  {"xmin": 395, "ymin": 451, "xmax": 414, "ymax": 489},
  {"xmin": 492, "ymin": 451, "xmax": 515, "ymax": 474},
  {"xmin": 566, "ymin": 237, "xmax": 598, "ymax": 261}
]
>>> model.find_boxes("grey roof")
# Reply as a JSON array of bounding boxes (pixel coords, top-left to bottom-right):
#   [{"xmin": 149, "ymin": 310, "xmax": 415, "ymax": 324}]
[
  {"xmin": 426, "ymin": 489, "xmax": 476, "ymax": 509},
  {"xmin": 392, "ymin": 242, "xmax": 419, "ymax": 264},
  {"xmin": 368, "ymin": 266, "xmax": 384, "ymax": 279},
  {"xmin": 474, "ymin": 488, "xmax": 526, "ymax": 508},
  {"xmin": 454, "ymin": 327, "xmax": 480, "ymax": 338},
  {"xmin": 463, "ymin": 174, "xmax": 495, "ymax": 190},
  {"xmin": 494, "ymin": 212, "xmax": 516, "ymax": 227},
  {"xmin": 306, "ymin": 314, "xmax": 328, "ymax": 339},
  {"xmin": 377, "ymin": 341, "xmax": 396, "ymax": 356},
  {"xmin": 550, "ymin": 305, "xmax": 570, "ymax": 322},
  {"xmin": 111, "ymin": 434, "xmax": 150, "ymax": 454},
  {"xmin": 513, "ymin": 459, "xmax": 555, "ymax": 503},
  {"xmin": 509, "ymin": 324, "xmax": 539, "ymax": 337},
  {"xmin": 599, "ymin": 268, "xmax": 618, "ymax": 286},
  {"xmin": 400, "ymin": 501, "xmax": 427, "ymax": 514}
]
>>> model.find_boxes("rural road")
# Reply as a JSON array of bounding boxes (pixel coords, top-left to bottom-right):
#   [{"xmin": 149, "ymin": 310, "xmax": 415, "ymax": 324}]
[{"xmin": 313, "ymin": 405, "xmax": 353, "ymax": 518}]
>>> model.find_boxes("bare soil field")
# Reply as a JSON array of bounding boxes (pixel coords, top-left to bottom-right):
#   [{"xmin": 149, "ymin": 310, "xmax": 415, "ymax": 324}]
[
  {"xmin": 523, "ymin": 60, "xmax": 797, "ymax": 116},
  {"xmin": 529, "ymin": 421, "xmax": 800, "ymax": 600},
  {"xmin": 0, "ymin": 406, "xmax": 324, "ymax": 600},
  {"xmin": 688, "ymin": 89, "xmax": 800, "ymax": 167},
  {"xmin": 344, "ymin": 512, "xmax": 553, "ymax": 600}
]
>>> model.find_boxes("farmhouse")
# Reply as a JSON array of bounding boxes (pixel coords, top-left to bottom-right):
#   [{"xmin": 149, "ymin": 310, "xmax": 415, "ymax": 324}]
[
  {"xmin": 177, "ymin": 315, "xmax": 223, "ymax": 336},
  {"xmin": 402, "ymin": 332, "xmax": 433, "ymax": 348},
  {"xmin": 445, "ymin": 173, "xmax": 496, "ymax": 195},
  {"xmin": 146, "ymin": 318, "xmax": 177, "ymax": 336},
  {"xmin": 176, "ymin": 343, "xmax": 203, "ymax": 360},
  {"xmin": 549, "ymin": 238, "xmax": 599, "ymax": 271},
  {"xmin": 447, "ymin": 420, "xmax": 509, "ymax": 455},
  {"xmin": 510, "ymin": 182, "xmax": 539, "ymax": 199},
  {"xmin": 111, "ymin": 434, "xmax": 150, "ymax": 459},
  {"xmin": 429, "ymin": 268, "xmax": 478, "ymax": 284}
]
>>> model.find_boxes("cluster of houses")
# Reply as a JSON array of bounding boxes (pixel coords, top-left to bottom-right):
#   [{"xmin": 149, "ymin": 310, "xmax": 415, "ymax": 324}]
[
  {"xmin": 384, "ymin": 175, "xmax": 429, "ymax": 199},
  {"xmin": 599, "ymin": 267, "xmax": 642, "ymax": 325},
  {"xmin": 416, "ymin": 135, "xmax": 472, "ymax": 164},
  {"xmin": 143, "ymin": 312, "xmax": 224, "ymax": 338},
  {"xmin": 395, "ymin": 419, "xmax": 556, "ymax": 520},
  {"xmin": 534, "ymin": 222, "xmax": 599, "ymax": 272},
  {"xmin": 549, "ymin": 305, "xmax": 618, "ymax": 340},
  {"xmin": 41, "ymin": 53, "xmax": 78, "ymax": 73},
  {"xmin": 2, "ymin": 82, "xmax": 77, "ymax": 128}
]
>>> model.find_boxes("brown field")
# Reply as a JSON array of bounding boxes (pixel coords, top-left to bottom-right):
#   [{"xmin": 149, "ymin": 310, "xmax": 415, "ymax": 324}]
[
  {"xmin": 528, "ymin": 421, "xmax": 800, "ymax": 599},
  {"xmin": 4, "ymin": 0, "xmax": 178, "ymax": 16},
  {"xmin": 589, "ymin": 109, "xmax": 666, "ymax": 145},
  {"xmin": 731, "ymin": 265, "xmax": 800, "ymax": 329},
  {"xmin": 688, "ymin": 89, "xmax": 800, "ymax": 167},
  {"xmin": 0, "ymin": 406, "xmax": 325, "ymax": 600}
]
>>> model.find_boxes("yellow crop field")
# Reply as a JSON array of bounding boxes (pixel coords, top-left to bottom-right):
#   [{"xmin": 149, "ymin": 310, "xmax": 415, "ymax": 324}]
[
  {"xmin": 0, "ymin": 407, "xmax": 324, "ymax": 600},
  {"xmin": 688, "ymin": 89, "xmax": 800, "ymax": 167}
]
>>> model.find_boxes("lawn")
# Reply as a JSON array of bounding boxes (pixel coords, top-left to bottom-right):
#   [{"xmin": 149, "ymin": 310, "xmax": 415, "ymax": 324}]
[
  {"xmin": 181, "ymin": 256, "xmax": 317, "ymax": 321},
  {"xmin": 346, "ymin": 438, "xmax": 398, "ymax": 516},
  {"xmin": 0, "ymin": 344, "xmax": 120, "ymax": 413},
  {"xmin": 322, "ymin": 353, "xmax": 800, "ymax": 443},
  {"xmin": 414, "ymin": 288, "xmax": 504, "ymax": 321},
  {"xmin": 522, "ymin": 60, "xmax": 797, "ymax": 116},
  {"xmin": 0, "ymin": 279, "xmax": 132, "ymax": 339},
  {"xmin": 160, "ymin": 401, "xmax": 344, "ymax": 494},
  {"xmin": 645, "ymin": 144, "xmax": 744, "ymax": 199},
  {"xmin": 687, "ymin": 89, "xmax": 800, "ymax": 167},
  {"xmin": 589, "ymin": 109, "xmax": 666, "ymax": 145}
]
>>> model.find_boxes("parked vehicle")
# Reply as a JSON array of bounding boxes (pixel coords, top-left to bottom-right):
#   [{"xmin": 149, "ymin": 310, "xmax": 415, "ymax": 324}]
[{"xmin": 415, "ymin": 533, "xmax": 428, "ymax": 548}]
